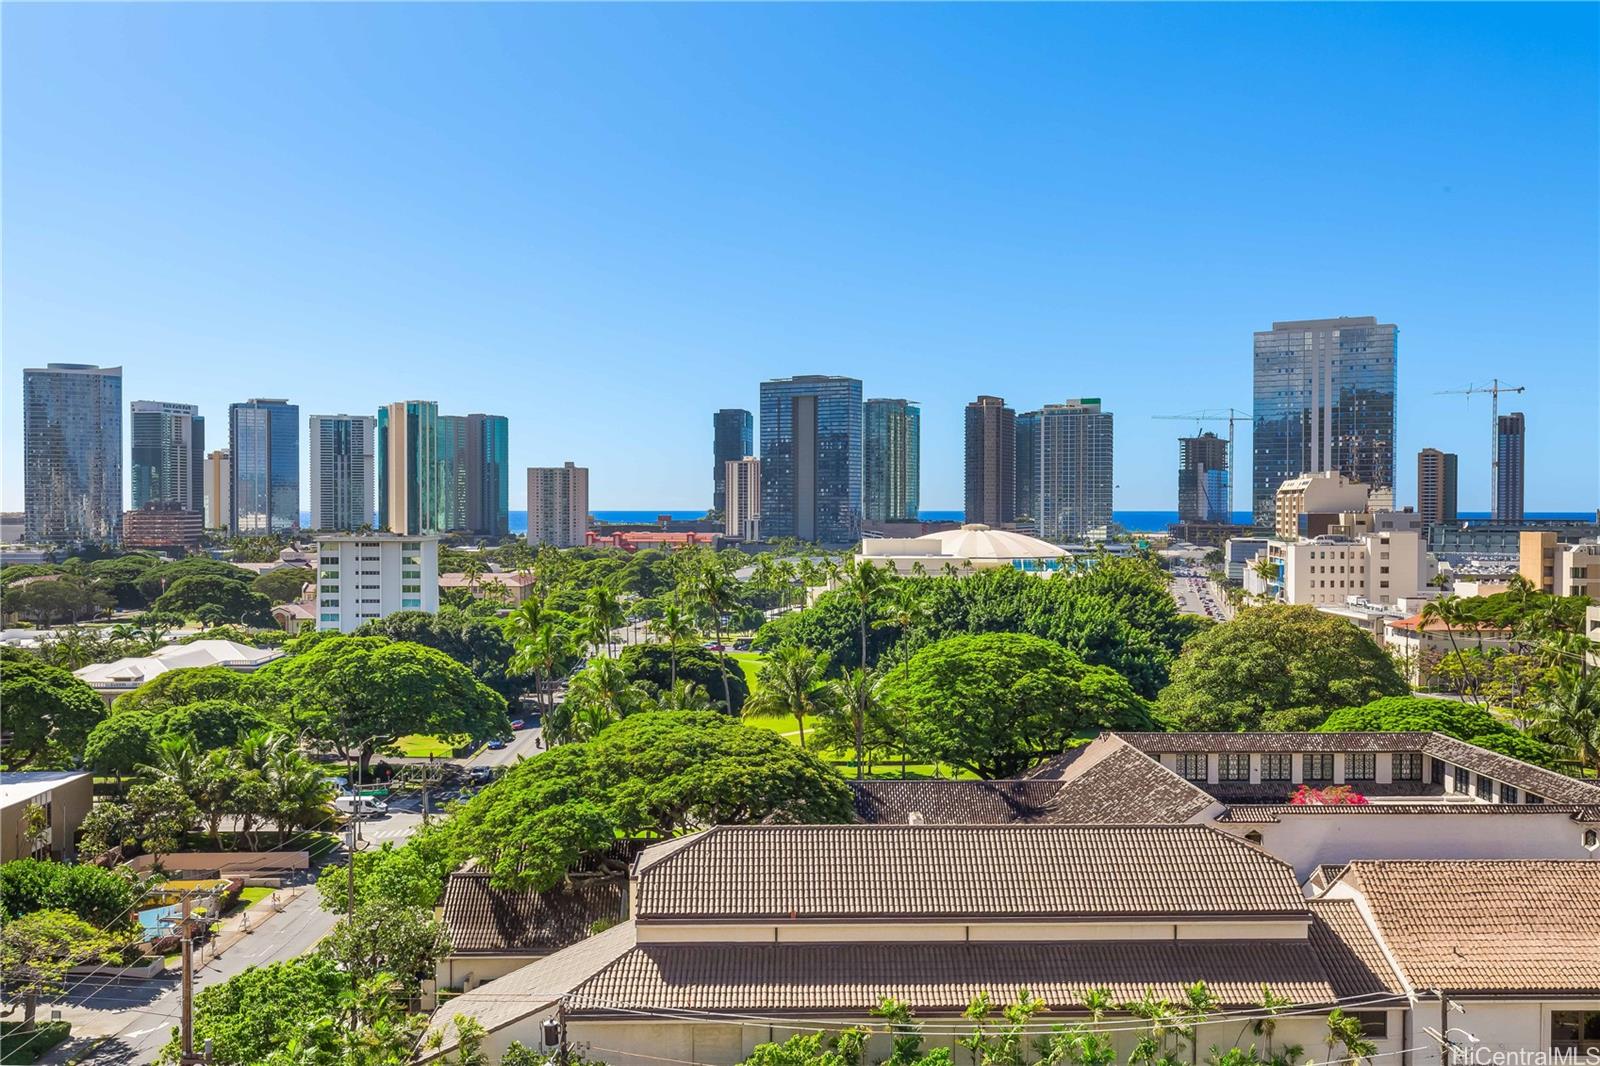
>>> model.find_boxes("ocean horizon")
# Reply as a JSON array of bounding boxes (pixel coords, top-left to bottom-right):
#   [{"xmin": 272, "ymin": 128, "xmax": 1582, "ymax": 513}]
[{"xmin": 300, "ymin": 509, "xmax": 1596, "ymax": 537}]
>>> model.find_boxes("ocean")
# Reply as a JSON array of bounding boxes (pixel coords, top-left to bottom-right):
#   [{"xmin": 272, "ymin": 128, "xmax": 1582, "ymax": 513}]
[{"xmin": 301, "ymin": 510, "xmax": 1594, "ymax": 537}]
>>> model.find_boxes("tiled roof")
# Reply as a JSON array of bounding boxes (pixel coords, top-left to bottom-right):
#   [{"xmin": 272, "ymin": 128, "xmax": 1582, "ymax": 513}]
[
  {"xmin": 1117, "ymin": 732, "xmax": 1434, "ymax": 754},
  {"xmin": 1338, "ymin": 861, "xmax": 1600, "ymax": 993},
  {"xmin": 567, "ymin": 940, "xmax": 1360, "ymax": 1016},
  {"xmin": 420, "ymin": 920, "xmax": 638, "ymax": 1059},
  {"xmin": 1421, "ymin": 734, "xmax": 1600, "ymax": 804},
  {"xmin": 633, "ymin": 825, "xmax": 1307, "ymax": 921},
  {"xmin": 1217, "ymin": 803, "xmax": 1600, "ymax": 823},
  {"xmin": 1042, "ymin": 741, "xmax": 1217, "ymax": 824},
  {"xmin": 441, "ymin": 871, "xmax": 627, "ymax": 955},
  {"xmin": 850, "ymin": 780, "xmax": 1061, "ymax": 825},
  {"xmin": 1019, "ymin": 746, "xmax": 1090, "ymax": 779},
  {"xmin": 1304, "ymin": 899, "xmax": 1405, "ymax": 999}
]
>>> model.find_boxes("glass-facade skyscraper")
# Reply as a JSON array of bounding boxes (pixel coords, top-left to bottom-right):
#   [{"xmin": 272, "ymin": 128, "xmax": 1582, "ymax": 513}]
[
  {"xmin": 1015, "ymin": 410, "xmax": 1041, "ymax": 524},
  {"xmin": 1252, "ymin": 316, "xmax": 1397, "ymax": 525},
  {"xmin": 964, "ymin": 395, "xmax": 1015, "ymax": 527},
  {"xmin": 309, "ymin": 414, "xmax": 376, "ymax": 531},
  {"xmin": 1039, "ymin": 399, "xmax": 1113, "ymax": 542},
  {"xmin": 23, "ymin": 363, "xmax": 123, "ymax": 543},
  {"xmin": 759, "ymin": 375, "xmax": 862, "ymax": 544},
  {"xmin": 1495, "ymin": 413, "xmax": 1525, "ymax": 522},
  {"xmin": 130, "ymin": 401, "xmax": 204, "ymax": 513},
  {"xmin": 713, "ymin": 409, "xmax": 754, "ymax": 514},
  {"xmin": 863, "ymin": 398, "xmax": 920, "ymax": 523},
  {"xmin": 377, "ymin": 400, "xmax": 440, "ymax": 535},
  {"xmin": 229, "ymin": 398, "xmax": 299, "ymax": 535},
  {"xmin": 465, "ymin": 414, "xmax": 510, "ymax": 537},
  {"xmin": 438, "ymin": 414, "xmax": 470, "ymax": 532}
]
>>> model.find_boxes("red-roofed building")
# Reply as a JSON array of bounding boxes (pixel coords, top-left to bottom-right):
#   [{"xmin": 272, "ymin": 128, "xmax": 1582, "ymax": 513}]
[{"xmin": 584, "ymin": 530, "xmax": 726, "ymax": 552}]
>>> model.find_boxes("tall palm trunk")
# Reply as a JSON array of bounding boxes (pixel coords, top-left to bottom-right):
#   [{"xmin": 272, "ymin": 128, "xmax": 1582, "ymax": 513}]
[{"xmin": 715, "ymin": 620, "xmax": 732, "ymax": 712}]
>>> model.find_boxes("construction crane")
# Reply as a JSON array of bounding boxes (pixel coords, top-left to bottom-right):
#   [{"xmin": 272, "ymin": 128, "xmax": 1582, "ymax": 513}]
[
  {"xmin": 1153, "ymin": 408, "xmax": 1249, "ymax": 518},
  {"xmin": 1436, "ymin": 379, "xmax": 1526, "ymax": 520}
]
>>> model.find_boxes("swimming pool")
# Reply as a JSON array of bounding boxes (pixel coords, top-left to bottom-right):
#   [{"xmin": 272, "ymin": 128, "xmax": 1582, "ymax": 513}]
[{"xmin": 136, "ymin": 903, "xmax": 181, "ymax": 941}]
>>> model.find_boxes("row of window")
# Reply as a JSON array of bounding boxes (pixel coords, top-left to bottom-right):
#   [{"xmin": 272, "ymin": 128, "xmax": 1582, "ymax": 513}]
[{"xmin": 1178, "ymin": 751, "xmax": 1419, "ymax": 782}]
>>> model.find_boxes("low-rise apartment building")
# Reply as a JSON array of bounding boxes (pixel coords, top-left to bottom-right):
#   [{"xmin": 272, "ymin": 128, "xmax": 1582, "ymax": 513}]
[
  {"xmin": 314, "ymin": 533, "xmax": 439, "ymax": 632},
  {"xmin": 0, "ymin": 771, "xmax": 94, "ymax": 862},
  {"xmin": 1249, "ymin": 527, "xmax": 1436, "ymax": 608}
]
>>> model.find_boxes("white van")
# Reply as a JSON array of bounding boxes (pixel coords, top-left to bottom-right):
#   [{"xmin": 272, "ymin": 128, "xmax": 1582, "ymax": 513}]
[{"xmin": 333, "ymin": 795, "xmax": 388, "ymax": 818}]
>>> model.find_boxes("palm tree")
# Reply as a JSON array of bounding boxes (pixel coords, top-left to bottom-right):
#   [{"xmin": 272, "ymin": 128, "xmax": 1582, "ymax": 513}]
[
  {"xmin": 877, "ymin": 581, "xmax": 930, "ymax": 683},
  {"xmin": 650, "ymin": 601, "xmax": 698, "ymax": 689},
  {"xmin": 501, "ymin": 594, "xmax": 546, "ymax": 646},
  {"xmin": 1323, "ymin": 1009, "xmax": 1376, "ymax": 1066},
  {"xmin": 744, "ymin": 646, "xmax": 836, "ymax": 749},
  {"xmin": 836, "ymin": 555, "xmax": 893, "ymax": 670},
  {"xmin": 656, "ymin": 680, "xmax": 718, "ymax": 713},
  {"xmin": 565, "ymin": 657, "xmax": 647, "ymax": 726},
  {"xmin": 687, "ymin": 556, "xmax": 741, "ymax": 712},
  {"xmin": 1528, "ymin": 668, "xmax": 1600, "ymax": 774},
  {"xmin": 827, "ymin": 667, "xmax": 887, "ymax": 779},
  {"xmin": 581, "ymin": 582, "xmax": 626, "ymax": 658},
  {"xmin": 461, "ymin": 556, "xmax": 486, "ymax": 598},
  {"xmin": 265, "ymin": 749, "xmax": 335, "ymax": 843},
  {"xmin": 1420, "ymin": 595, "xmax": 1477, "ymax": 703}
]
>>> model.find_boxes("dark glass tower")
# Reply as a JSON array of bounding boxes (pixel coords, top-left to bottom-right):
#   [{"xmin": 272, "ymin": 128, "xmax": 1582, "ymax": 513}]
[
  {"xmin": 23, "ymin": 364, "xmax": 123, "ymax": 543},
  {"xmin": 465, "ymin": 414, "xmax": 510, "ymax": 537},
  {"xmin": 713, "ymin": 409, "xmax": 754, "ymax": 513},
  {"xmin": 1252, "ymin": 316, "xmax": 1397, "ymax": 525},
  {"xmin": 1015, "ymin": 410, "xmax": 1041, "ymax": 523},
  {"xmin": 759, "ymin": 376, "xmax": 862, "ymax": 544},
  {"xmin": 1178, "ymin": 432, "xmax": 1229, "ymax": 523},
  {"xmin": 130, "ymin": 401, "xmax": 204, "ymax": 513},
  {"xmin": 1495, "ymin": 413, "xmax": 1525, "ymax": 522},
  {"xmin": 229, "ymin": 398, "xmax": 299, "ymax": 535},
  {"xmin": 863, "ymin": 398, "xmax": 920, "ymax": 522}
]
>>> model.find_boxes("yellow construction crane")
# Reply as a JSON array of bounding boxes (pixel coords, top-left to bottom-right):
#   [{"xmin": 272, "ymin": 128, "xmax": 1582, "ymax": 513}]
[
  {"xmin": 1436, "ymin": 379, "xmax": 1526, "ymax": 520},
  {"xmin": 1153, "ymin": 408, "xmax": 1249, "ymax": 518}
]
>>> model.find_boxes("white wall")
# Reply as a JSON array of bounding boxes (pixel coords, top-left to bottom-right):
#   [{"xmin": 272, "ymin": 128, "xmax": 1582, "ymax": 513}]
[{"xmin": 1405, "ymin": 1000, "xmax": 1600, "ymax": 1066}]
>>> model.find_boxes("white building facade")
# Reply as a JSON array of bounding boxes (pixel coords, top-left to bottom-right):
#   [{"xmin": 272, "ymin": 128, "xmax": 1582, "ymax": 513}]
[
  {"xmin": 315, "ymin": 534, "xmax": 439, "ymax": 632},
  {"xmin": 723, "ymin": 457, "xmax": 761, "ymax": 541}
]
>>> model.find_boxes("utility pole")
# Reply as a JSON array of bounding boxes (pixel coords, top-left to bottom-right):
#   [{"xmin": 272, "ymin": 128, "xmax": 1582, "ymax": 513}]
[
  {"xmin": 1436, "ymin": 379, "xmax": 1526, "ymax": 520},
  {"xmin": 345, "ymin": 748, "xmax": 357, "ymax": 921},
  {"xmin": 178, "ymin": 892, "xmax": 204, "ymax": 1065}
]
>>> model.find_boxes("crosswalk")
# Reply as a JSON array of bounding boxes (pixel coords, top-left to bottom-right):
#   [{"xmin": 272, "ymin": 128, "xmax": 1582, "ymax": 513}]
[{"xmin": 361, "ymin": 826, "xmax": 413, "ymax": 841}]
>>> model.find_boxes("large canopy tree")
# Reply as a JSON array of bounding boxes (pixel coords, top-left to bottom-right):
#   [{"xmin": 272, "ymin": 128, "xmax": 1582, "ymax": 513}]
[
  {"xmin": 1317, "ymin": 696, "xmax": 1563, "ymax": 769},
  {"xmin": 0, "ymin": 649, "xmax": 106, "ymax": 768},
  {"xmin": 355, "ymin": 609, "xmax": 527, "ymax": 700},
  {"xmin": 879, "ymin": 632, "xmax": 1154, "ymax": 778},
  {"xmin": 248, "ymin": 635, "xmax": 509, "ymax": 774},
  {"xmin": 618, "ymin": 643, "xmax": 750, "ymax": 714},
  {"xmin": 153, "ymin": 574, "xmax": 273, "ymax": 627},
  {"xmin": 110, "ymin": 664, "xmax": 248, "ymax": 716},
  {"xmin": 1156, "ymin": 604, "xmax": 1408, "ymax": 732}
]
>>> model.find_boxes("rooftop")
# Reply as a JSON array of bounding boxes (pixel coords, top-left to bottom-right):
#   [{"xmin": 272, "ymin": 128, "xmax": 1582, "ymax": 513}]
[
  {"xmin": 72, "ymin": 639, "xmax": 284, "ymax": 690},
  {"xmin": 0, "ymin": 770, "xmax": 91, "ymax": 809},
  {"xmin": 441, "ymin": 869, "xmax": 627, "ymax": 956}
]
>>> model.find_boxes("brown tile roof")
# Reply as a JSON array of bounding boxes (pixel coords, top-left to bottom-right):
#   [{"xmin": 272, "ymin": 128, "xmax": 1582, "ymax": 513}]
[
  {"xmin": 1217, "ymin": 803, "xmax": 1600, "ymax": 823},
  {"xmin": 1337, "ymin": 861, "xmax": 1600, "ymax": 994},
  {"xmin": 441, "ymin": 870, "xmax": 627, "ymax": 955},
  {"xmin": 850, "ymin": 780, "xmax": 1061, "ymax": 825},
  {"xmin": 633, "ymin": 825, "xmax": 1307, "ymax": 921},
  {"xmin": 1041, "ymin": 741, "xmax": 1217, "ymax": 824},
  {"xmin": 566, "ymin": 939, "xmax": 1364, "ymax": 1016},
  {"xmin": 1304, "ymin": 899, "xmax": 1405, "ymax": 1000},
  {"xmin": 1117, "ymin": 732, "xmax": 1434, "ymax": 754},
  {"xmin": 1421, "ymin": 734, "xmax": 1600, "ymax": 804}
]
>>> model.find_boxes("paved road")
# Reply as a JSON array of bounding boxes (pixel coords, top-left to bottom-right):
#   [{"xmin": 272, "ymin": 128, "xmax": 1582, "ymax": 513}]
[
  {"xmin": 1169, "ymin": 567, "xmax": 1232, "ymax": 622},
  {"xmin": 466, "ymin": 723, "xmax": 545, "ymax": 768}
]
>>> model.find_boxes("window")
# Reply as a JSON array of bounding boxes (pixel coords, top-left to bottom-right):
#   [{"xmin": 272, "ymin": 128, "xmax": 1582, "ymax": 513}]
[
  {"xmin": 402, "ymin": 542, "xmax": 421, "ymax": 551},
  {"xmin": 1177, "ymin": 753, "xmax": 1207, "ymax": 781},
  {"xmin": 402, "ymin": 598, "xmax": 421, "ymax": 608},
  {"xmin": 1551, "ymin": 1011, "xmax": 1600, "ymax": 1053},
  {"xmin": 1350, "ymin": 1012, "xmax": 1388, "ymax": 1039},
  {"xmin": 1431, "ymin": 758, "xmax": 1445, "ymax": 785},
  {"xmin": 1392, "ymin": 753, "xmax": 1422, "ymax": 781},
  {"xmin": 1585, "ymin": 829, "xmax": 1598, "ymax": 849},
  {"xmin": 1219, "ymin": 753, "xmax": 1250, "ymax": 781},
  {"xmin": 1261, "ymin": 753, "xmax": 1292, "ymax": 781},
  {"xmin": 1304, "ymin": 753, "xmax": 1334, "ymax": 781},
  {"xmin": 1475, "ymin": 775, "xmax": 1495, "ymax": 800},
  {"xmin": 402, "ymin": 584, "xmax": 421, "ymax": 594},
  {"xmin": 320, "ymin": 613, "xmax": 340, "ymax": 622},
  {"xmin": 1346, "ymin": 753, "xmax": 1376, "ymax": 781},
  {"xmin": 1501, "ymin": 784, "xmax": 1519, "ymax": 804},
  {"xmin": 1528, "ymin": 793, "xmax": 1545, "ymax": 805},
  {"xmin": 322, "ymin": 599, "xmax": 339, "ymax": 608},
  {"xmin": 402, "ymin": 570, "xmax": 421, "ymax": 580}
]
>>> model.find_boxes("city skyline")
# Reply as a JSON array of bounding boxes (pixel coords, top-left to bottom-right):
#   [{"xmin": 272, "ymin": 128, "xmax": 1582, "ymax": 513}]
[{"xmin": 3, "ymin": 4, "xmax": 1596, "ymax": 514}]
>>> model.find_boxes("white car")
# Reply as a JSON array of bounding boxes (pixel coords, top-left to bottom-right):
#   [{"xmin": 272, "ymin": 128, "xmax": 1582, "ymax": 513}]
[{"xmin": 333, "ymin": 795, "xmax": 388, "ymax": 817}]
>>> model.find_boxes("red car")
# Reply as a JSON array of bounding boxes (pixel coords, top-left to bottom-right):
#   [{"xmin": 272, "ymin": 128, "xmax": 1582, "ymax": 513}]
[{"xmin": 510, "ymin": 719, "xmax": 526, "ymax": 731}]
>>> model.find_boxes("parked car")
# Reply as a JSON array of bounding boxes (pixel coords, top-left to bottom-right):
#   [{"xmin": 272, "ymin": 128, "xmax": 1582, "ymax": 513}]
[
  {"xmin": 333, "ymin": 795, "xmax": 388, "ymax": 817},
  {"xmin": 467, "ymin": 767, "xmax": 494, "ymax": 785},
  {"xmin": 486, "ymin": 738, "xmax": 507, "ymax": 750}
]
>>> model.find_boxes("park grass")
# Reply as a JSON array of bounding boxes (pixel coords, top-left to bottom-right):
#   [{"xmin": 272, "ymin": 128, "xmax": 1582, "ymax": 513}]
[
  {"xmin": 390, "ymin": 734, "xmax": 455, "ymax": 758},
  {"xmin": 728, "ymin": 650, "xmax": 764, "ymax": 693},
  {"xmin": 0, "ymin": 1020, "xmax": 71, "ymax": 1064},
  {"xmin": 238, "ymin": 886, "xmax": 274, "ymax": 907}
]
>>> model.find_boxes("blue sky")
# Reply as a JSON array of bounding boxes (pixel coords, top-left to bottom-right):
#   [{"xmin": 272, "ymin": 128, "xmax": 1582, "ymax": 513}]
[{"xmin": 4, "ymin": 3, "xmax": 1596, "ymax": 513}]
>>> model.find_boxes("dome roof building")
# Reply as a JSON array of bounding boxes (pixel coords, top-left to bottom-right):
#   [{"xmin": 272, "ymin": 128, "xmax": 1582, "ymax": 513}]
[{"xmin": 857, "ymin": 523, "xmax": 1067, "ymax": 576}]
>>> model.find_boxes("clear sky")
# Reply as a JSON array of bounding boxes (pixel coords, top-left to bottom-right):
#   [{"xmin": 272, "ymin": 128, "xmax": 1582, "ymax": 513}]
[{"xmin": 4, "ymin": 3, "xmax": 1596, "ymax": 513}]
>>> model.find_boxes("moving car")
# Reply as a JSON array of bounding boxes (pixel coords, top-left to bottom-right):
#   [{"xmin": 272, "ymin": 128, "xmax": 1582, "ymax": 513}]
[
  {"xmin": 509, "ymin": 719, "xmax": 526, "ymax": 731},
  {"xmin": 486, "ymin": 738, "xmax": 507, "ymax": 750},
  {"xmin": 333, "ymin": 795, "xmax": 388, "ymax": 817}
]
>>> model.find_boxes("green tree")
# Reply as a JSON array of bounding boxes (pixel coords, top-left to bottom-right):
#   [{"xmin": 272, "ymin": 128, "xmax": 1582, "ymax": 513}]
[
  {"xmin": 687, "ymin": 555, "xmax": 742, "ymax": 712},
  {"xmin": 881, "ymin": 632, "xmax": 1155, "ymax": 778},
  {"xmin": 87, "ymin": 554, "xmax": 161, "ymax": 610},
  {"xmin": 617, "ymin": 643, "xmax": 750, "ymax": 715},
  {"xmin": 0, "ymin": 909, "xmax": 118, "ymax": 1028},
  {"xmin": 0, "ymin": 649, "xmax": 106, "ymax": 767},
  {"xmin": 111, "ymin": 665, "xmax": 249, "ymax": 716},
  {"xmin": 1528, "ymin": 668, "xmax": 1600, "ymax": 773},
  {"xmin": 821, "ymin": 667, "xmax": 890, "ymax": 777},
  {"xmin": 3, "ymin": 575, "xmax": 113, "ymax": 625},
  {"xmin": 151, "ymin": 699, "xmax": 271, "ymax": 750},
  {"xmin": 649, "ymin": 600, "xmax": 699, "ymax": 689},
  {"xmin": 1323, "ymin": 1009, "xmax": 1376, "ymax": 1066},
  {"xmin": 137, "ymin": 557, "xmax": 261, "ymax": 603},
  {"xmin": 251, "ymin": 565, "xmax": 315, "ymax": 605},
  {"xmin": 1316, "ymin": 695, "xmax": 1563, "ymax": 769},
  {"xmin": 0, "ymin": 859, "xmax": 141, "ymax": 929},
  {"xmin": 84, "ymin": 716, "xmax": 157, "ymax": 791},
  {"xmin": 163, "ymin": 955, "xmax": 351, "ymax": 1065},
  {"xmin": 559, "ymin": 657, "xmax": 651, "ymax": 740},
  {"xmin": 154, "ymin": 574, "xmax": 273, "ymax": 626},
  {"xmin": 1157, "ymin": 605, "xmax": 1407, "ymax": 732},
  {"xmin": 742, "ymin": 645, "xmax": 837, "ymax": 749},
  {"xmin": 126, "ymin": 778, "xmax": 200, "ymax": 862},
  {"xmin": 358, "ymin": 609, "xmax": 526, "ymax": 700},
  {"xmin": 248, "ymin": 636, "xmax": 509, "ymax": 775},
  {"xmin": 580, "ymin": 581, "xmax": 626, "ymax": 658},
  {"xmin": 320, "ymin": 896, "xmax": 447, "ymax": 989}
]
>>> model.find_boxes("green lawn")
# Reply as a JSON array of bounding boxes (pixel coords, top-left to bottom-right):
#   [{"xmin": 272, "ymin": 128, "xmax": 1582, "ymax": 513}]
[
  {"xmin": 238, "ymin": 886, "xmax": 274, "ymax": 907},
  {"xmin": 390, "ymin": 734, "xmax": 455, "ymax": 758},
  {"xmin": 728, "ymin": 650, "xmax": 764, "ymax": 692},
  {"xmin": 0, "ymin": 1021, "xmax": 71, "ymax": 1064}
]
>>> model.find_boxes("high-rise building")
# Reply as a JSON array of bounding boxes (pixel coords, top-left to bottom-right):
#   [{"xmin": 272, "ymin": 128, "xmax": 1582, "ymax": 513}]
[
  {"xmin": 527, "ymin": 462, "xmax": 589, "ymax": 548},
  {"xmin": 437, "ymin": 414, "xmax": 470, "ymax": 533},
  {"xmin": 228, "ymin": 398, "xmax": 299, "ymax": 535},
  {"xmin": 1039, "ymin": 399, "xmax": 1113, "ymax": 542},
  {"xmin": 759, "ymin": 376, "xmax": 863, "ymax": 544},
  {"xmin": 1178, "ymin": 432, "xmax": 1230, "ymax": 523},
  {"xmin": 1015, "ymin": 410, "xmax": 1041, "ymax": 523},
  {"xmin": 1416, "ymin": 448, "xmax": 1459, "ymax": 528},
  {"xmin": 130, "ymin": 401, "xmax": 204, "ymax": 514},
  {"xmin": 1252, "ymin": 316, "xmax": 1397, "ymax": 525},
  {"xmin": 712, "ymin": 409, "xmax": 754, "ymax": 514},
  {"xmin": 1496, "ymin": 413, "xmax": 1526, "ymax": 522},
  {"xmin": 204, "ymin": 450, "xmax": 231, "ymax": 530},
  {"xmin": 377, "ymin": 401, "xmax": 440, "ymax": 536},
  {"xmin": 460, "ymin": 414, "xmax": 509, "ymax": 537},
  {"xmin": 863, "ymin": 399, "xmax": 920, "ymax": 523},
  {"xmin": 964, "ymin": 395, "xmax": 1015, "ymax": 527},
  {"xmin": 315, "ymin": 533, "xmax": 439, "ymax": 632},
  {"xmin": 23, "ymin": 364, "xmax": 123, "ymax": 543},
  {"xmin": 309, "ymin": 415, "xmax": 376, "ymax": 532},
  {"xmin": 724, "ymin": 457, "xmax": 762, "ymax": 541}
]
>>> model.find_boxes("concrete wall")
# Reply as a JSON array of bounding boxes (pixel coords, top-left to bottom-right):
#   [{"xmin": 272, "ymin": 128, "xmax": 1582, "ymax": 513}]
[
  {"xmin": 1405, "ymin": 999, "xmax": 1600, "ymax": 1066},
  {"xmin": 1215, "ymin": 812, "xmax": 1600, "ymax": 879},
  {"xmin": 436, "ymin": 953, "xmax": 538, "ymax": 992},
  {"xmin": 0, "ymin": 774, "xmax": 94, "ymax": 862},
  {"xmin": 634, "ymin": 918, "xmax": 1312, "ymax": 944},
  {"xmin": 127, "ymin": 850, "xmax": 310, "ymax": 874}
]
